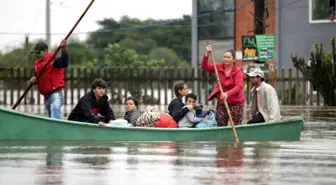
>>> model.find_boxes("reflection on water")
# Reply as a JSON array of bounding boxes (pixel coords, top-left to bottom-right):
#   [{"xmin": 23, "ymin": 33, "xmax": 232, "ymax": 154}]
[
  {"xmin": 0, "ymin": 106, "xmax": 336, "ymax": 184},
  {"xmin": 216, "ymin": 143, "xmax": 243, "ymax": 168},
  {"xmin": 35, "ymin": 146, "xmax": 64, "ymax": 185},
  {"xmin": 72, "ymin": 147, "xmax": 111, "ymax": 168}
]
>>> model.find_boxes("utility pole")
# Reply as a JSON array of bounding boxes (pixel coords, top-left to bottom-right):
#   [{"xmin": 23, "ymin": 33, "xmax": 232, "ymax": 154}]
[
  {"xmin": 46, "ymin": 0, "xmax": 51, "ymax": 47},
  {"xmin": 254, "ymin": 0, "xmax": 266, "ymax": 35},
  {"xmin": 254, "ymin": 0, "xmax": 266, "ymax": 66},
  {"xmin": 191, "ymin": 0, "xmax": 198, "ymax": 95},
  {"xmin": 253, "ymin": 0, "xmax": 271, "ymax": 79},
  {"xmin": 24, "ymin": 35, "xmax": 29, "ymax": 67}
]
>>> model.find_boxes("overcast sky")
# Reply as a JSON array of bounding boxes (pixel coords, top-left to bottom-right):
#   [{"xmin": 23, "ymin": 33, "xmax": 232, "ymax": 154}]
[{"xmin": 0, "ymin": 0, "xmax": 191, "ymax": 52}]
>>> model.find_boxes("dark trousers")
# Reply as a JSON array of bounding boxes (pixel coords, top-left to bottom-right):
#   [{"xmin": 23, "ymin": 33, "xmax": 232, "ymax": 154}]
[{"xmin": 247, "ymin": 113, "xmax": 265, "ymax": 124}]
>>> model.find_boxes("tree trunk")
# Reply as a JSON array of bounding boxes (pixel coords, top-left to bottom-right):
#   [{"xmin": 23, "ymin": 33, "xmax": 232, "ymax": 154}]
[{"xmin": 320, "ymin": 89, "xmax": 336, "ymax": 106}]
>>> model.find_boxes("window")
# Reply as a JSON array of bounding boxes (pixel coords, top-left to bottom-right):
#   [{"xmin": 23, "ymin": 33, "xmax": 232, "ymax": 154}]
[
  {"xmin": 309, "ymin": 0, "xmax": 336, "ymax": 23},
  {"xmin": 197, "ymin": 0, "xmax": 234, "ymax": 39}
]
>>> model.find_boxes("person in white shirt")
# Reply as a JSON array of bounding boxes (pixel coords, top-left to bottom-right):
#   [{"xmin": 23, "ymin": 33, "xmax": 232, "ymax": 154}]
[{"xmin": 246, "ymin": 68, "xmax": 281, "ymax": 124}]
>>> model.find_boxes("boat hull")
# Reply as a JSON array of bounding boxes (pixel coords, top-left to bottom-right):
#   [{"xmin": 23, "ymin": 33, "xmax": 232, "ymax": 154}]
[{"xmin": 0, "ymin": 108, "xmax": 304, "ymax": 141}]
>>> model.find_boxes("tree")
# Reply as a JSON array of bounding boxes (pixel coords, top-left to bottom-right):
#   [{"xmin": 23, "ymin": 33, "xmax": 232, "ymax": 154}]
[
  {"xmin": 102, "ymin": 43, "xmax": 166, "ymax": 101},
  {"xmin": 0, "ymin": 43, "xmax": 35, "ymax": 67},
  {"xmin": 103, "ymin": 43, "xmax": 165, "ymax": 68},
  {"xmin": 87, "ymin": 15, "xmax": 191, "ymax": 63},
  {"xmin": 291, "ymin": 38, "xmax": 336, "ymax": 106},
  {"xmin": 1, "ymin": 15, "xmax": 193, "ymax": 68},
  {"xmin": 119, "ymin": 37, "xmax": 157, "ymax": 55},
  {"xmin": 149, "ymin": 47, "xmax": 190, "ymax": 67},
  {"xmin": 0, "ymin": 37, "xmax": 95, "ymax": 68},
  {"xmin": 63, "ymin": 39, "xmax": 95, "ymax": 67}
]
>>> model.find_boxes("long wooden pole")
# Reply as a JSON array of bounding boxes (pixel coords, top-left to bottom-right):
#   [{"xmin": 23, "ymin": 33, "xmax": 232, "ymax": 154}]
[
  {"xmin": 12, "ymin": 0, "xmax": 96, "ymax": 110},
  {"xmin": 208, "ymin": 49, "xmax": 240, "ymax": 143}
]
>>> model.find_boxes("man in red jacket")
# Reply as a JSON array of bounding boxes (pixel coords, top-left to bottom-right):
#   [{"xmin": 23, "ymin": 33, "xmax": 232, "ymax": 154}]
[{"xmin": 30, "ymin": 40, "xmax": 69, "ymax": 119}]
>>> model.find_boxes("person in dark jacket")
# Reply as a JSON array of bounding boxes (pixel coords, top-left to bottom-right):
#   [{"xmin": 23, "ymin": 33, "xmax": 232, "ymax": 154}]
[
  {"xmin": 68, "ymin": 78, "xmax": 115, "ymax": 126},
  {"xmin": 168, "ymin": 81, "xmax": 193, "ymax": 123},
  {"xmin": 124, "ymin": 97, "xmax": 142, "ymax": 126}
]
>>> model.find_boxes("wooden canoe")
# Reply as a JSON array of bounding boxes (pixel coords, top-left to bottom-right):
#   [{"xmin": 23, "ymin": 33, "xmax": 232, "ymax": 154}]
[{"xmin": 0, "ymin": 107, "xmax": 304, "ymax": 141}]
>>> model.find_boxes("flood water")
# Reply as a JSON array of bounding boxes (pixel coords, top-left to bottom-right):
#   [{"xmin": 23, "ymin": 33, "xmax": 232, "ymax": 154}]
[{"xmin": 0, "ymin": 105, "xmax": 336, "ymax": 185}]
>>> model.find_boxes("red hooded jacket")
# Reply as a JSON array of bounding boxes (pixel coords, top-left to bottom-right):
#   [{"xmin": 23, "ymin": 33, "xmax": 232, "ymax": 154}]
[{"xmin": 201, "ymin": 54, "xmax": 245, "ymax": 105}]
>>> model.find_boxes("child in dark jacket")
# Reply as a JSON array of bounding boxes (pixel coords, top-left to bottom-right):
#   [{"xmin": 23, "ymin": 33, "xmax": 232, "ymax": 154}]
[{"xmin": 68, "ymin": 78, "xmax": 115, "ymax": 126}]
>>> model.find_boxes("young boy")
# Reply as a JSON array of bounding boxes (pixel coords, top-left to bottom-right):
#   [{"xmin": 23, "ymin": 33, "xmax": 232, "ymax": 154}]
[
  {"xmin": 178, "ymin": 93, "xmax": 210, "ymax": 128},
  {"xmin": 68, "ymin": 78, "xmax": 115, "ymax": 126}
]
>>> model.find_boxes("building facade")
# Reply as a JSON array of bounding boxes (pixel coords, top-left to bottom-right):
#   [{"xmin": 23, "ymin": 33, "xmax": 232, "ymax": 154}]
[
  {"xmin": 192, "ymin": 0, "xmax": 335, "ymax": 71},
  {"xmin": 234, "ymin": 0, "xmax": 276, "ymax": 74},
  {"xmin": 276, "ymin": 0, "xmax": 336, "ymax": 70},
  {"xmin": 191, "ymin": 0, "xmax": 235, "ymax": 69},
  {"xmin": 191, "ymin": 0, "xmax": 276, "ymax": 71}
]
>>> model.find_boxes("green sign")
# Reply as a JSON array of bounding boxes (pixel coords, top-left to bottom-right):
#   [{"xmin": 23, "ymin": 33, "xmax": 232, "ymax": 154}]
[
  {"xmin": 255, "ymin": 35, "xmax": 275, "ymax": 62},
  {"xmin": 242, "ymin": 34, "xmax": 275, "ymax": 62},
  {"xmin": 242, "ymin": 35, "xmax": 258, "ymax": 61}
]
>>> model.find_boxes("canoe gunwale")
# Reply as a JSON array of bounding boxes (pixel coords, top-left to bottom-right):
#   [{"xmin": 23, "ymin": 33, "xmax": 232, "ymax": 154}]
[{"xmin": 1, "ymin": 107, "xmax": 304, "ymax": 131}]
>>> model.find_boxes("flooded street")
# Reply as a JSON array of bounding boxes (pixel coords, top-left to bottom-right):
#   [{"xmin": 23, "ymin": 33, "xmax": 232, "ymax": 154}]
[{"xmin": 0, "ymin": 105, "xmax": 336, "ymax": 185}]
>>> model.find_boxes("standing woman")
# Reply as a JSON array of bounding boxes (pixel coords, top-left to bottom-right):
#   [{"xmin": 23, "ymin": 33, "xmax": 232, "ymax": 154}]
[{"xmin": 201, "ymin": 45, "xmax": 245, "ymax": 126}]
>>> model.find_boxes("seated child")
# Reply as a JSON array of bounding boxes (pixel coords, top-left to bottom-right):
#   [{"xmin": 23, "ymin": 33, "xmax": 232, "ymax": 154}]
[{"xmin": 178, "ymin": 93, "xmax": 217, "ymax": 128}]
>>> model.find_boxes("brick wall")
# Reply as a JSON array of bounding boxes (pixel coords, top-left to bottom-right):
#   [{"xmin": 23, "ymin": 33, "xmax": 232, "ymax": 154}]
[
  {"xmin": 234, "ymin": 0, "xmax": 276, "ymax": 81},
  {"xmin": 234, "ymin": 0, "xmax": 277, "ymax": 88},
  {"xmin": 234, "ymin": 0, "xmax": 275, "ymax": 60}
]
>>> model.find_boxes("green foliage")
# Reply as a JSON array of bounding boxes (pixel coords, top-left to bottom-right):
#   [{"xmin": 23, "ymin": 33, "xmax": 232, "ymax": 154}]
[
  {"xmin": 291, "ymin": 37, "xmax": 336, "ymax": 106},
  {"xmin": 0, "ymin": 43, "xmax": 35, "ymax": 67},
  {"xmin": 103, "ymin": 43, "xmax": 165, "ymax": 68},
  {"xmin": 0, "ymin": 15, "xmax": 195, "ymax": 68},
  {"xmin": 87, "ymin": 15, "xmax": 191, "ymax": 63},
  {"xmin": 85, "ymin": 59, "xmax": 98, "ymax": 68},
  {"xmin": 119, "ymin": 37, "xmax": 157, "ymax": 55},
  {"xmin": 148, "ymin": 47, "xmax": 190, "ymax": 67},
  {"xmin": 64, "ymin": 40, "xmax": 95, "ymax": 67}
]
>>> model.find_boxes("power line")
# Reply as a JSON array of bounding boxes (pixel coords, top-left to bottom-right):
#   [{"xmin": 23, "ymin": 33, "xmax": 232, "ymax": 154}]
[
  {"xmin": 30, "ymin": 0, "xmax": 44, "ymax": 33},
  {"xmin": 0, "ymin": 0, "xmax": 304, "ymax": 37},
  {"xmin": 0, "ymin": 1, "xmax": 252, "ymax": 36}
]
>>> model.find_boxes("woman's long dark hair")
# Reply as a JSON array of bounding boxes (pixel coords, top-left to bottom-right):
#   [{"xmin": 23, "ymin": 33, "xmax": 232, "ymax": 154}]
[{"xmin": 173, "ymin": 81, "xmax": 186, "ymax": 98}]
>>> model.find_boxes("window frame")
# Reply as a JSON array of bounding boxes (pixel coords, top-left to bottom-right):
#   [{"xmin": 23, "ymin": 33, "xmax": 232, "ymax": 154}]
[
  {"xmin": 197, "ymin": 0, "xmax": 235, "ymax": 40},
  {"xmin": 309, "ymin": 0, "xmax": 336, "ymax": 23}
]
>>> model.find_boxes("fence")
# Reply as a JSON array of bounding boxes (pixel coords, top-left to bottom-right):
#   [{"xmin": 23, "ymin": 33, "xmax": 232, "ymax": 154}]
[{"xmin": 0, "ymin": 67, "xmax": 324, "ymax": 107}]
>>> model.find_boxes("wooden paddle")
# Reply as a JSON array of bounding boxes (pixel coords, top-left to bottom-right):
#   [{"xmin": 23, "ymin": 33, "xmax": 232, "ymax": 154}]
[
  {"xmin": 207, "ymin": 45, "xmax": 240, "ymax": 143},
  {"xmin": 12, "ymin": 0, "xmax": 96, "ymax": 110}
]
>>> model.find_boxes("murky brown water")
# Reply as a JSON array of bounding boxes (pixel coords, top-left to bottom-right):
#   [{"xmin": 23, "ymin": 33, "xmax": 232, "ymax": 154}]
[{"xmin": 0, "ymin": 105, "xmax": 336, "ymax": 185}]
